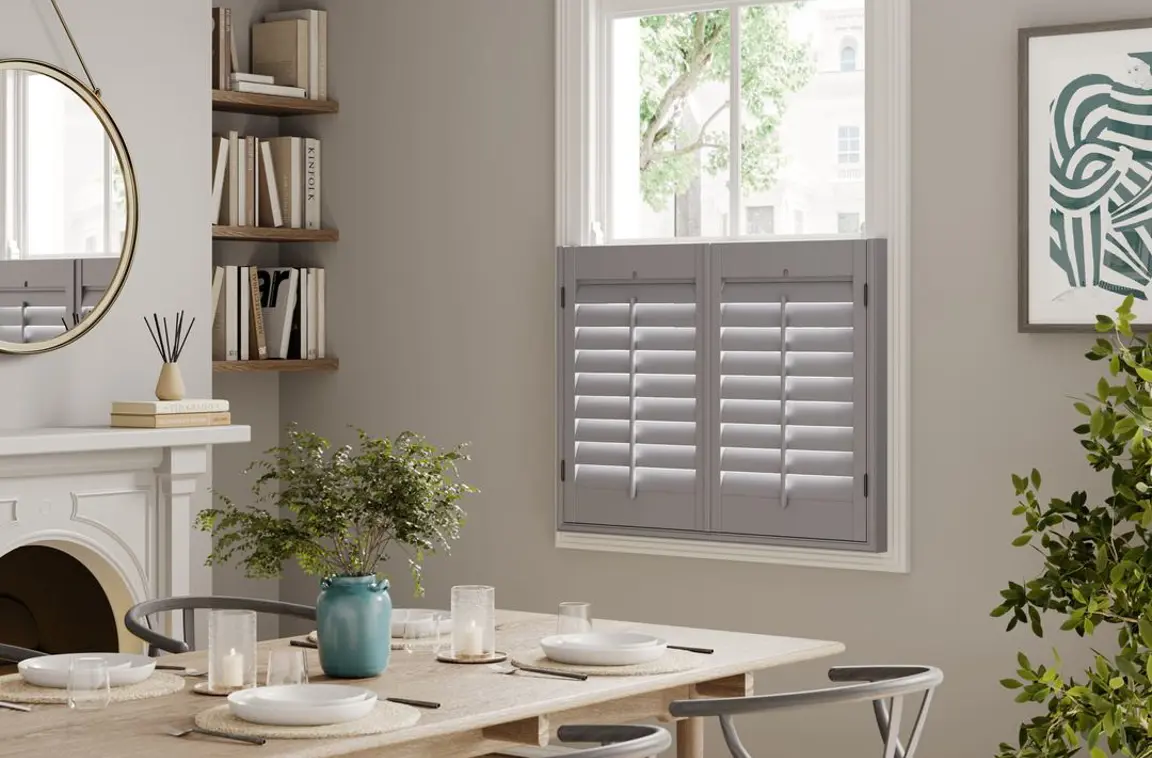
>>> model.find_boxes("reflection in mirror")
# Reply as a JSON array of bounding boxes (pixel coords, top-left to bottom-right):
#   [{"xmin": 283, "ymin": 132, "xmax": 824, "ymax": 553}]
[{"xmin": 0, "ymin": 69, "xmax": 129, "ymax": 346}]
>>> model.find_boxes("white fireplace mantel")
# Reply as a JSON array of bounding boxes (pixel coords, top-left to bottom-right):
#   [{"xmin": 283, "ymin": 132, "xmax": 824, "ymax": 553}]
[{"xmin": 0, "ymin": 425, "xmax": 251, "ymax": 651}]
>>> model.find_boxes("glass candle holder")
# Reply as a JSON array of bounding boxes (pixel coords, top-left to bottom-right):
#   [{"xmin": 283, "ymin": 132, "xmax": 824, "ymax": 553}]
[
  {"xmin": 208, "ymin": 609, "xmax": 257, "ymax": 692},
  {"xmin": 450, "ymin": 585, "xmax": 496, "ymax": 661}
]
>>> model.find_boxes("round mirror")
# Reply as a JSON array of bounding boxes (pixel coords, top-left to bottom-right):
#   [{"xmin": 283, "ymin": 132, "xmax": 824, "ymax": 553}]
[{"xmin": 0, "ymin": 59, "xmax": 137, "ymax": 354}]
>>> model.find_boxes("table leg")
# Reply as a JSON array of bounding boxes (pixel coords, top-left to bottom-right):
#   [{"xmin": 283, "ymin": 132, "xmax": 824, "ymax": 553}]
[{"xmin": 677, "ymin": 717, "xmax": 704, "ymax": 758}]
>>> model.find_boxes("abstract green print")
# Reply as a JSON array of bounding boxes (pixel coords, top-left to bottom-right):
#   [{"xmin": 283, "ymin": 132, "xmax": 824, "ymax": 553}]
[{"xmin": 1050, "ymin": 52, "xmax": 1152, "ymax": 299}]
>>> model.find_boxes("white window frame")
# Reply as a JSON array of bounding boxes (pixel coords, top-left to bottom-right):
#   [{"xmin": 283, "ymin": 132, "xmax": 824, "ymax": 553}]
[
  {"xmin": 556, "ymin": 0, "xmax": 912, "ymax": 573},
  {"xmin": 838, "ymin": 124, "xmax": 861, "ymax": 165}
]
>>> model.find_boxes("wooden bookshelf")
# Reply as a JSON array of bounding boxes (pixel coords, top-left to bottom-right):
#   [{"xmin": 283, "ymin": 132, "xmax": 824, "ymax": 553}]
[
  {"xmin": 212, "ymin": 89, "xmax": 339, "ymax": 116},
  {"xmin": 214, "ymin": 359, "xmax": 339, "ymax": 374},
  {"xmin": 213, "ymin": 226, "xmax": 339, "ymax": 243}
]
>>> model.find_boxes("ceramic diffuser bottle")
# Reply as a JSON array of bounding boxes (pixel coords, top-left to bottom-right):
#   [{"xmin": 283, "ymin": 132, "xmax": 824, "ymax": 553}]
[{"xmin": 145, "ymin": 312, "xmax": 193, "ymax": 401}]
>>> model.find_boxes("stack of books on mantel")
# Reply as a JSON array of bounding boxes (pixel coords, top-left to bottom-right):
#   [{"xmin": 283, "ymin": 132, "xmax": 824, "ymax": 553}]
[{"xmin": 110, "ymin": 399, "xmax": 231, "ymax": 429}]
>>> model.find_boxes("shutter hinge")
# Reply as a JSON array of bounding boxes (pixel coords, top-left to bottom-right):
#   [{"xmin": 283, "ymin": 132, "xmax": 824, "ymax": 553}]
[
  {"xmin": 863, "ymin": 473, "xmax": 869, "ymax": 498},
  {"xmin": 863, "ymin": 283, "xmax": 869, "ymax": 308},
  {"xmin": 560, "ymin": 459, "xmax": 567, "ymax": 482},
  {"xmin": 560, "ymin": 286, "xmax": 566, "ymax": 309}
]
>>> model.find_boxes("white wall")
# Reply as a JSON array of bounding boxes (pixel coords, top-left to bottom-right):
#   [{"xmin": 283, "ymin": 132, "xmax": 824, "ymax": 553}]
[
  {"xmin": 279, "ymin": 0, "xmax": 1152, "ymax": 755},
  {"xmin": 0, "ymin": 0, "xmax": 213, "ymax": 598}
]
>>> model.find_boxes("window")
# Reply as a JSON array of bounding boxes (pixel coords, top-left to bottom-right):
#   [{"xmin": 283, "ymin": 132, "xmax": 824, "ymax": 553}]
[
  {"xmin": 746, "ymin": 205, "xmax": 775, "ymax": 235},
  {"xmin": 560, "ymin": 240, "xmax": 885, "ymax": 550},
  {"xmin": 557, "ymin": 0, "xmax": 911, "ymax": 572},
  {"xmin": 838, "ymin": 125, "xmax": 861, "ymax": 165},
  {"xmin": 840, "ymin": 41, "xmax": 858, "ymax": 71}
]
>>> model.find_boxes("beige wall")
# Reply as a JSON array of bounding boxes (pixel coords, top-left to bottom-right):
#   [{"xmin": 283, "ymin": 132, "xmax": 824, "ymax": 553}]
[
  {"xmin": 279, "ymin": 0, "xmax": 1150, "ymax": 754},
  {"xmin": 0, "ymin": 0, "xmax": 213, "ymax": 598}
]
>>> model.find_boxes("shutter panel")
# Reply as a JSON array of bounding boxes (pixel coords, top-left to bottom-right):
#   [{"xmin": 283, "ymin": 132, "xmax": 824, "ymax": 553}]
[
  {"xmin": 711, "ymin": 240, "xmax": 879, "ymax": 545},
  {"xmin": 561, "ymin": 245, "xmax": 705, "ymax": 531}
]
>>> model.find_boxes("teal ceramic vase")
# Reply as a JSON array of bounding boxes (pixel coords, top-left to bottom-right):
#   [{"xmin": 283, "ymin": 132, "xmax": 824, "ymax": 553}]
[{"xmin": 316, "ymin": 575, "xmax": 392, "ymax": 678}]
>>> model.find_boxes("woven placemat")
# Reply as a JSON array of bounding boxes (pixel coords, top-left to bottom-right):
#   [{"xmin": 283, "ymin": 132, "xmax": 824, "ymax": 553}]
[
  {"xmin": 307, "ymin": 630, "xmax": 440, "ymax": 652},
  {"xmin": 195, "ymin": 701, "xmax": 420, "ymax": 739},
  {"xmin": 0, "ymin": 672, "xmax": 185, "ymax": 704},
  {"xmin": 510, "ymin": 648, "xmax": 703, "ymax": 677}
]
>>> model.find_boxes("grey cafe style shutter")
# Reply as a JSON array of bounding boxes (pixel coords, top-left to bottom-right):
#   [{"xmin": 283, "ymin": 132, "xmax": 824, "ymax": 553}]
[{"xmin": 559, "ymin": 244, "xmax": 706, "ymax": 532}]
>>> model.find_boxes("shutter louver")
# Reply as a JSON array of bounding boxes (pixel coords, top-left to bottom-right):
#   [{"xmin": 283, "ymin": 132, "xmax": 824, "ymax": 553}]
[{"xmin": 562, "ymin": 245, "xmax": 705, "ymax": 531}]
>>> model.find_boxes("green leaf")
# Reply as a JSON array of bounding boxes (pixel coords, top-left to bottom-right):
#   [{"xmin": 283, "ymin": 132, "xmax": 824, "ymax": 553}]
[
  {"xmin": 1030, "ymin": 469, "xmax": 1041, "ymax": 489},
  {"xmin": 1140, "ymin": 618, "xmax": 1152, "ymax": 648},
  {"xmin": 1138, "ymin": 366, "xmax": 1152, "ymax": 383},
  {"xmin": 1109, "ymin": 676, "xmax": 1125, "ymax": 689},
  {"xmin": 999, "ymin": 678, "xmax": 1022, "ymax": 689},
  {"xmin": 1098, "ymin": 377, "xmax": 1111, "ymax": 400},
  {"xmin": 1011, "ymin": 534, "xmax": 1032, "ymax": 547},
  {"xmin": 1074, "ymin": 402, "xmax": 1092, "ymax": 416},
  {"xmin": 1091, "ymin": 747, "xmax": 1108, "ymax": 758},
  {"xmin": 1018, "ymin": 652, "xmax": 1031, "ymax": 670}
]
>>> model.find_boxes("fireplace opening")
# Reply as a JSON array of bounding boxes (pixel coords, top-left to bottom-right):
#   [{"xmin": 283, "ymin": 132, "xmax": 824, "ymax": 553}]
[{"xmin": 0, "ymin": 546, "xmax": 118, "ymax": 668}]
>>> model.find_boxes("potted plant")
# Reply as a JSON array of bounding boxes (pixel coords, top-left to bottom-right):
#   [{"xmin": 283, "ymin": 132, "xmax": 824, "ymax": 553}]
[
  {"xmin": 197, "ymin": 426, "xmax": 475, "ymax": 679},
  {"xmin": 993, "ymin": 298, "xmax": 1152, "ymax": 758}
]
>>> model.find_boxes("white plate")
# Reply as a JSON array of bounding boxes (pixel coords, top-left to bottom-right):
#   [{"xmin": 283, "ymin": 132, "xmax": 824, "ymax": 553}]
[
  {"xmin": 540, "ymin": 633, "xmax": 667, "ymax": 666},
  {"xmin": 229, "ymin": 685, "xmax": 377, "ymax": 726},
  {"xmin": 18, "ymin": 653, "xmax": 156, "ymax": 689},
  {"xmin": 391, "ymin": 609, "xmax": 452, "ymax": 638}
]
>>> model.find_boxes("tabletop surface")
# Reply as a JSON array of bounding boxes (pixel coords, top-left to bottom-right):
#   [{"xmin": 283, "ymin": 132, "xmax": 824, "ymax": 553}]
[{"xmin": 0, "ymin": 610, "xmax": 844, "ymax": 758}]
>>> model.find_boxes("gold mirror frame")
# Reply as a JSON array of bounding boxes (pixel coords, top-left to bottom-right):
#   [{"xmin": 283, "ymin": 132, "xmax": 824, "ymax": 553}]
[{"xmin": 0, "ymin": 58, "xmax": 138, "ymax": 355}]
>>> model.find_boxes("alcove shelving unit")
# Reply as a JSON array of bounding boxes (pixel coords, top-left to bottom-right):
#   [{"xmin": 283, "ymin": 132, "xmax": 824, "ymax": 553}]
[{"xmin": 211, "ymin": 90, "xmax": 338, "ymax": 374}]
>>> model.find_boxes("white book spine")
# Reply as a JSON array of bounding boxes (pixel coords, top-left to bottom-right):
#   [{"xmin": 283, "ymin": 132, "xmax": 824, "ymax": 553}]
[
  {"xmin": 260, "ymin": 141, "xmax": 284, "ymax": 228},
  {"xmin": 211, "ymin": 138, "xmax": 228, "ymax": 224},
  {"xmin": 290, "ymin": 137, "xmax": 303, "ymax": 228},
  {"xmin": 304, "ymin": 138, "xmax": 320, "ymax": 230},
  {"xmin": 227, "ymin": 131, "xmax": 239, "ymax": 225},
  {"xmin": 234, "ymin": 81, "xmax": 306, "ymax": 98},
  {"xmin": 225, "ymin": 266, "xmax": 239, "ymax": 361},
  {"xmin": 318, "ymin": 11, "xmax": 327, "ymax": 100},
  {"xmin": 307, "ymin": 267, "xmax": 319, "ymax": 360},
  {"xmin": 253, "ymin": 138, "xmax": 261, "ymax": 228},
  {"xmin": 211, "ymin": 266, "xmax": 226, "ymax": 360},
  {"xmin": 239, "ymin": 266, "xmax": 251, "ymax": 359},
  {"xmin": 317, "ymin": 267, "xmax": 326, "ymax": 358},
  {"xmin": 236, "ymin": 137, "xmax": 248, "ymax": 226},
  {"xmin": 280, "ymin": 269, "xmax": 299, "ymax": 358},
  {"xmin": 300, "ymin": 268, "xmax": 310, "ymax": 360},
  {"xmin": 230, "ymin": 72, "xmax": 275, "ymax": 84}
]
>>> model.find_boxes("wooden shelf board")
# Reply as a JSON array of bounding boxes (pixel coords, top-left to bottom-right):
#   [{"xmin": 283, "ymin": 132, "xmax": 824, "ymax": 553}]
[
  {"xmin": 213, "ymin": 226, "xmax": 338, "ymax": 243},
  {"xmin": 214, "ymin": 359, "xmax": 339, "ymax": 374},
  {"xmin": 212, "ymin": 89, "xmax": 339, "ymax": 116}
]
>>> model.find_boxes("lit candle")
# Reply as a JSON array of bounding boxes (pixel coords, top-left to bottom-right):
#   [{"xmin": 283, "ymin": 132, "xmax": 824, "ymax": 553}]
[
  {"xmin": 220, "ymin": 648, "xmax": 244, "ymax": 688},
  {"xmin": 460, "ymin": 620, "xmax": 484, "ymax": 657}
]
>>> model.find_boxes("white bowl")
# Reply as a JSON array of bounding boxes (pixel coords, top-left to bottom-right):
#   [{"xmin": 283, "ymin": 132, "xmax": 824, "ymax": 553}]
[
  {"xmin": 540, "ymin": 633, "xmax": 667, "ymax": 666},
  {"xmin": 18, "ymin": 653, "xmax": 156, "ymax": 689},
  {"xmin": 229, "ymin": 685, "xmax": 377, "ymax": 726},
  {"xmin": 391, "ymin": 609, "xmax": 451, "ymax": 638}
]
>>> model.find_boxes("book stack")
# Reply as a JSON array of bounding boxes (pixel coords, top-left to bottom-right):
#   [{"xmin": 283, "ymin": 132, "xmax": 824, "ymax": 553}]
[
  {"xmin": 212, "ymin": 132, "xmax": 320, "ymax": 228},
  {"xmin": 111, "ymin": 399, "xmax": 232, "ymax": 429},
  {"xmin": 251, "ymin": 9, "xmax": 328, "ymax": 100},
  {"xmin": 212, "ymin": 266, "xmax": 327, "ymax": 362}
]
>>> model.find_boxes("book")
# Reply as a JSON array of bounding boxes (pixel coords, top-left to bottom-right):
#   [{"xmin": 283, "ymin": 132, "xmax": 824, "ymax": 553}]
[
  {"xmin": 317, "ymin": 267, "xmax": 326, "ymax": 358},
  {"xmin": 287, "ymin": 268, "xmax": 303, "ymax": 359},
  {"xmin": 258, "ymin": 267, "xmax": 299, "ymax": 358},
  {"xmin": 248, "ymin": 266, "xmax": 267, "ymax": 359},
  {"xmin": 227, "ymin": 7, "xmax": 239, "ymax": 78},
  {"xmin": 253, "ymin": 137, "xmax": 261, "ymax": 227},
  {"xmin": 211, "ymin": 8, "xmax": 227, "ymax": 90},
  {"xmin": 259, "ymin": 141, "xmax": 284, "ymax": 228},
  {"xmin": 306, "ymin": 267, "xmax": 319, "ymax": 359},
  {"xmin": 266, "ymin": 137, "xmax": 301, "ymax": 227},
  {"xmin": 224, "ymin": 130, "xmax": 240, "ymax": 225},
  {"xmin": 245, "ymin": 135, "xmax": 256, "ymax": 227},
  {"xmin": 299, "ymin": 268, "xmax": 310, "ymax": 360},
  {"xmin": 211, "ymin": 266, "xmax": 226, "ymax": 360},
  {"xmin": 251, "ymin": 19, "xmax": 308, "ymax": 92},
  {"xmin": 303, "ymin": 138, "xmax": 320, "ymax": 229},
  {"xmin": 239, "ymin": 265, "xmax": 251, "ymax": 359},
  {"xmin": 211, "ymin": 136, "xmax": 228, "ymax": 224},
  {"xmin": 233, "ymin": 81, "xmax": 306, "ymax": 98},
  {"xmin": 264, "ymin": 10, "xmax": 325, "ymax": 100},
  {"xmin": 224, "ymin": 266, "xmax": 239, "ymax": 360},
  {"xmin": 111, "ymin": 412, "xmax": 232, "ymax": 429},
  {"xmin": 112, "ymin": 399, "xmax": 230, "ymax": 415},
  {"xmin": 231, "ymin": 72, "xmax": 274, "ymax": 85},
  {"xmin": 235, "ymin": 134, "xmax": 247, "ymax": 225}
]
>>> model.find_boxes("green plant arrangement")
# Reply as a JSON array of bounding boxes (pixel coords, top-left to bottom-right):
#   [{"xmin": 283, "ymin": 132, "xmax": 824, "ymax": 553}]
[
  {"xmin": 994, "ymin": 297, "xmax": 1152, "ymax": 758},
  {"xmin": 196, "ymin": 425, "xmax": 476, "ymax": 593}
]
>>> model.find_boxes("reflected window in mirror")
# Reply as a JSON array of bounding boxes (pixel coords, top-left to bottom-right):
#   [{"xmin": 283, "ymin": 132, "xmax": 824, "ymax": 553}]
[{"xmin": 1, "ymin": 70, "xmax": 126, "ymax": 260}]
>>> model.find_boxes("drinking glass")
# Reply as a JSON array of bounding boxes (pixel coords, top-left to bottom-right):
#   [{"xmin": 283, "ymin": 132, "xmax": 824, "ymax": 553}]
[
  {"xmin": 265, "ymin": 648, "xmax": 309, "ymax": 687},
  {"xmin": 67, "ymin": 657, "xmax": 110, "ymax": 711},
  {"xmin": 557, "ymin": 602, "xmax": 593, "ymax": 635},
  {"xmin": 401, "ymin": 610, "xmax": 448, "ymax": 655}
]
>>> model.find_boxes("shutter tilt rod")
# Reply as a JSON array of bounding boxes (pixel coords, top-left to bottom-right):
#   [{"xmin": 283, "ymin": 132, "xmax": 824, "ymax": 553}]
[{"xmin": 779, "ymin": 295, "xmax": 789, "ymax": 510}]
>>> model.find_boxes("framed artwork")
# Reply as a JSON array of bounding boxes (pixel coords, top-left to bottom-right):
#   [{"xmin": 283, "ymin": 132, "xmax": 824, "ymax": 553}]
[{"xmin": 1020, "ymin": 18, "xmax": 1152, "ymax": 331}]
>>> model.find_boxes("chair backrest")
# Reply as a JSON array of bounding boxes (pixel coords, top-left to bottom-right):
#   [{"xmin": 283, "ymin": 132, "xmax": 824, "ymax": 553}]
[
  {"xmin": 670, "ymin": 665, "xmax": 942, "ymax": 758},
  {"xmin": 554, "ymin": 725, "xmax": 671, "ymax": 758},
  {"xmin": 124, "ymin": 596, "xmax": 317, "ymax": 655},
  {"xmin": 0, "ymin": 643, "xmax": 41, "ymax": 663}
]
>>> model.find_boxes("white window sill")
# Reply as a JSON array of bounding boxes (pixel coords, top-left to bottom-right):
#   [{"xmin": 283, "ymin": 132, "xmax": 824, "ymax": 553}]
[{"xmin": 555, "ymin": 531, "xmax": 909, "ymax": 573}]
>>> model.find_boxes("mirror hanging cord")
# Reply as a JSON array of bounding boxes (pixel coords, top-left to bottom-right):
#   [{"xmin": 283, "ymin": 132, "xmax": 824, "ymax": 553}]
[{"xmin": 48, "ymin": 0, "xmax": 99, "ymax": 97}]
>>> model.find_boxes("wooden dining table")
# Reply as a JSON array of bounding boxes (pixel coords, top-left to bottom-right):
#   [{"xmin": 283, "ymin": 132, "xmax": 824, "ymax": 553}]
[{"xmin": 0, "ymin": 610, "xmax": 843, "ymax": 758}]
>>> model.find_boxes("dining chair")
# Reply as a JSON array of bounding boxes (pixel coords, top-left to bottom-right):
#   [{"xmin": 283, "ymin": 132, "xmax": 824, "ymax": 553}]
[
  {"xmin": 669, "ymin": 665, "xmax": 943, "ymax": 758},
  {"xmin": 124, "ymin": 596, "xmax": 317, "ymax": 655},
  {"xmin": 552, "ymin": 725, "xmax": 672, "ymax": 757},
  {"xmin": 0, "ymin": 643, "xmax": 40, "ymax": 663}
]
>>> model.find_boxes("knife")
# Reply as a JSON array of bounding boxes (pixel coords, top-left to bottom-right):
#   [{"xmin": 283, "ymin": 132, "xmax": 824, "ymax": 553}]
[{"xmin": 0, "ymin": 701, "xmax": 31, "ymax": 713}]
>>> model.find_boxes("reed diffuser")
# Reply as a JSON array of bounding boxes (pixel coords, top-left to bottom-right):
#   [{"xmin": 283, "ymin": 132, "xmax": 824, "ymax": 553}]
[{"xmin": 145, "ymin": 311, "xmax": 194, "ymax": 401}]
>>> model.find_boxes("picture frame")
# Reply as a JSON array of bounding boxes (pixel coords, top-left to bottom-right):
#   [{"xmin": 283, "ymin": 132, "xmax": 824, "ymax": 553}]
[{"xmin": 1019, "ymin": 18, "xmax": 1152, "ymax": 332}]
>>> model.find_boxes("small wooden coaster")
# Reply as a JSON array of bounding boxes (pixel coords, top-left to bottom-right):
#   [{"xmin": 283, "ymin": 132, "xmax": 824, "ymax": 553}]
[
  {"xmin": 436, "ymin": 651, "xmax": 508, "ymax": 665},
  {"xmin": 192, "ymin": 681, "xmax": 249, "ymax": 697}
]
